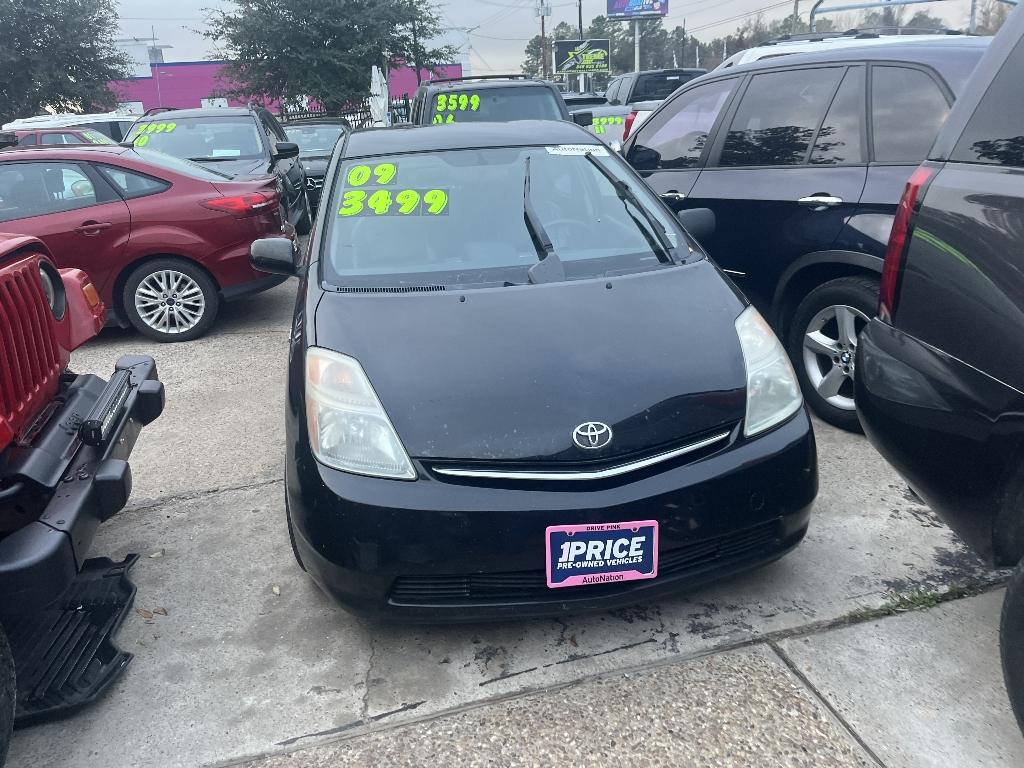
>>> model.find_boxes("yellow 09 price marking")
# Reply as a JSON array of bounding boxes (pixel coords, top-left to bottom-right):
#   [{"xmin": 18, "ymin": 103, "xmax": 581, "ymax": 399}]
[
  {"xmin": 338, "ymin": 189, "xmax": 448, "ymax": 217},
  {"xmin": 345, "ymin": 163, "xmax": 398, "ymax": 187}
]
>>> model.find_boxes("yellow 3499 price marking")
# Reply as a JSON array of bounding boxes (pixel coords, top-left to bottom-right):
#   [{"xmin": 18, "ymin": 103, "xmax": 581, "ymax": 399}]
[{"xmin": 338, "ymin": 188, "xmax": 448, "ymax": 217}]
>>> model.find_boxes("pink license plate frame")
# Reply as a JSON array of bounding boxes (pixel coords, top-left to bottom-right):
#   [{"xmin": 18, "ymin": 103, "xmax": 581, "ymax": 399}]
[{"xmin": 545, "ymin": 519, "xmax": 659, "ymax": 589}]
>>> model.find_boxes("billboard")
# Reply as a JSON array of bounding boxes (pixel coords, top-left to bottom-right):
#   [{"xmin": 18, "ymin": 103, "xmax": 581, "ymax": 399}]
[
  {"xmin": 607, "ymin": 0, "xmax": 668, "ymax": 19},
  {"xmin": 554, "ymin": 40, "xmax": 611, "ymax": 74}
]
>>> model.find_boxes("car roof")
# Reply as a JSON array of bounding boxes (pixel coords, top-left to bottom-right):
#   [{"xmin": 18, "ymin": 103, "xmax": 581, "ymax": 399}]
[
  {"xmin": 720, "ymin": 35, "xmax": 990, "ymax": 74},
  {"xmin": 626, "ymin": 68, "xmax": 707, "ymax": 76},
  {"xmin": 698, "ymin": 36, "xmax": 990, "ymax": 92},
  {"xmin": 134, "ymin": 107, "xmax": 255, "ymax": 121},
  {"xmin": 15, "ymin": 127, "xmax": 97, "ymax": 134},
  {"xmin": 422, "ymin": 78, "xmax": 555, "ymax": 91},
  {"xmin": 343, "ymin": 121, "xmax": 599, "ymax": 157},
  {"xmin": 0, "ymin": 145, "xmax": 130, "ymax": 160},
  {"xmin": 283, "ymin": 118, "xmax": 350, "ymax": 127}
]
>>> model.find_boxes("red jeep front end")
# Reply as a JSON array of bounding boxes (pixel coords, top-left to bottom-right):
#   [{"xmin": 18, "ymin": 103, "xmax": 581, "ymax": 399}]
[{"xmin": 0, "ymin": 234, "xmax": 163, "ymax": 760}]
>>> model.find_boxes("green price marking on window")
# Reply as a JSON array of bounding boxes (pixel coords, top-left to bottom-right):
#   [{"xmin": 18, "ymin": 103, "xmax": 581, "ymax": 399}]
[
  {"xmin": 134, "ymin": 135, "xmax": 149, "ymax": 147},
  {"xmin": 338, "ymin": 188, "xmax": 449, "ymax": 217},
  {"xmin": 431, "ymin": 114, "xmax": 456, "ymax": 125},
  {"xmin": 345, "ymin": 162, "xmax": 398, "ymax": 187},
  {"xmin": 434, "ymin": 93, "xmax": 481, "ymax": 114}
]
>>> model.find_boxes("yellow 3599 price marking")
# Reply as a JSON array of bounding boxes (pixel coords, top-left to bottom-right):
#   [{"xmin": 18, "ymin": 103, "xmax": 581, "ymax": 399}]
[
  {"xmin": 338, "ymin": 188, "xmax": 448, "ymax": 217},
  {"xmin": 345, "ymin": 163, "xmax": 398, "ymax": 187}
]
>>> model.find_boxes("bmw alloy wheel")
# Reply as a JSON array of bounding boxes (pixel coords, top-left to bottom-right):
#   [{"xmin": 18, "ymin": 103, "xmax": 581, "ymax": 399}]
[
  {"xmin": 134, "ymin": 269, "xmax": 206, "ymax": 335},
  {"xmin": 801, "ymin": 304, "xmax": 869, "ymax": 411}
]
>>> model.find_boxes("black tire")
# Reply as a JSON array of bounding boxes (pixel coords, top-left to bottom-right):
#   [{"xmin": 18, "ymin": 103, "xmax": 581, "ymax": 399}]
[
  {"xmin": 786, "ymin": 275, "xmax": 879, "ymax": 432},
  {"xmin": 295, "ymin": 192, "xmax": 312, "ymax": 236},
  {"xmin": 0, "ymin": 623, "xmax": 14, "ymax": 768},
  {"xmin": 122, "ymin": 258, "xmax": 220, "ymax": 343},
  {"xmin": 1002, "ymin": 561, "xmax": 1024, "ymax": 734}
]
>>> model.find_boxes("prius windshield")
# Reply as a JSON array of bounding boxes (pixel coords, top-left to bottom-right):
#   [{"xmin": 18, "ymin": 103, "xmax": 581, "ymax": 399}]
[{"xmin": 322, "ymin": 145, "xmax": 683, "ymax": 288}]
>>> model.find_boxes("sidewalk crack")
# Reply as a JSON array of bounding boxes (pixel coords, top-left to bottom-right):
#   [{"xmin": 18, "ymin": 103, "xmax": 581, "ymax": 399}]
[{"xmin": 768, "ymin": 640, "xmax": 888, "ymax": 768}]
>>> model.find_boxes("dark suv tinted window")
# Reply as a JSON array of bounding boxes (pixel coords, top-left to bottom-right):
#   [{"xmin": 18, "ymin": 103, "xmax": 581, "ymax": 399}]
[
  {"xmin": 951, "ymin": 36, "xmax": 1024, "ymax": 168},
  {"xmin": 720, "ymin": 67, "xmax": 843, "ymax": 167},
  {"xmin": 633, "ymin": 72, "xmax": 698, "ymax": 101},
  {"xmin": 810, "ymin": 67, "xmax": 864, "ymax": 165},
  {"xmin": 627, "ymin": 78, "xmax": 736, "ymax": 170},
  {"xmin": 871, "ymin": 66, "xmax": 949, "ymax": 162}
]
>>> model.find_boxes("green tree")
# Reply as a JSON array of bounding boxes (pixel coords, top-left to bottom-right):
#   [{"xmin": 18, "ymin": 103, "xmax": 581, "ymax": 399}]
[
  {"xmin": 205, "ymin": 0, "xmax": 456, "ymax": 110},
  {"xmin": 0, "ymin": 0, "xmax": 131, "ymax": 126}
]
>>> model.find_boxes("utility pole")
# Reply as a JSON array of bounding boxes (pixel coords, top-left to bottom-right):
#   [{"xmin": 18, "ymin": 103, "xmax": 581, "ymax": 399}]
[
  {"xmin": 970, "ymin": 0, "xmax": 978, "ymax": 33},
  {"xmin": 681, "ymin": 20, "xmax": 686, "ymax": 68},
  {"xmin": 577, "ymin": 0, "xmax": 585, "ymax": 93},
  {"xmin": 634, "ymin": 18, "xmax": 640, "ymax": 72},
  {"xmin": 793, "ymin": 0, "xmax": 800, "ymax": 34},
  {"xmin": 536, "ymin": 1, "xmax": 551, "ymax": 79}
]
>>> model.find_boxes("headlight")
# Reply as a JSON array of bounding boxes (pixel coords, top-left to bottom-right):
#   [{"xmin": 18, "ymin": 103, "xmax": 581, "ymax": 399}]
[
  {"xmin": 305, "ymin": 348, "xmax": 416, "ymax": 480},
  {"xmin": 37, "ymin": 261, "xmax": 66, "ymax": 320},
  {"xmin": 735, "ymin": 306, "xmax": 802, "ymax": 437}
]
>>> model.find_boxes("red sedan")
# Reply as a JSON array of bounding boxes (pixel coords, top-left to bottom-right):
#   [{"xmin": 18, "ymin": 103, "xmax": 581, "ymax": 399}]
[{"xmin": 0, "ymin": 144, "xmax": 289, "ymax": 341}]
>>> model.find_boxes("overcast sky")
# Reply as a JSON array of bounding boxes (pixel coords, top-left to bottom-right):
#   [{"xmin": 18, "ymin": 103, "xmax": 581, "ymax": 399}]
[{"xmin": 115, "ymin": 0, "xmax": 976, "ymax": 73}]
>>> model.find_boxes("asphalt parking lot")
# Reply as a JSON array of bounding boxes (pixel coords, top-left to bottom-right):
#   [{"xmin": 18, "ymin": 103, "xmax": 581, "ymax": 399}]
[{"xmin": 8, "ymin": 279, "xmax": 1024, "ymax": 767}]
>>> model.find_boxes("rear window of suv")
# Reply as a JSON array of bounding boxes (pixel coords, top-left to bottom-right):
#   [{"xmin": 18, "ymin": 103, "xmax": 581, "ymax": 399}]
[
  {"xmin": 951, "ymin": 35, "xmax": 1024, "ymax": 168},
  {"xmin": 632, "ymin": 72, "xmax": 700, "ymax": 101},
  {"xmin": 429, "ymin": 87, "xmax": 562, "ymax": 123}
]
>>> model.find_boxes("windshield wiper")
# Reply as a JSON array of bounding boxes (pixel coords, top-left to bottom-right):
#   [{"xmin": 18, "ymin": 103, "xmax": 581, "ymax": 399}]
[
  {"xmin": 186, "ymin": 156, "xmax": 240, "ymax": 163},
  {"xmin": 583, "ymin": 151, "xmax": 674, "ymax": 264},
  {"xmin": 523, "ymin": 155, "xmax": 566, "ymax": 285}
]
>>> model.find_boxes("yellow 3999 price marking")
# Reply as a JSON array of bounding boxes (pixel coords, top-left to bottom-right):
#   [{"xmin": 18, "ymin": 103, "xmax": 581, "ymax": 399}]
[{"xmin": 338, "ymin": 188, "xmax": 448, "ymax": 217}]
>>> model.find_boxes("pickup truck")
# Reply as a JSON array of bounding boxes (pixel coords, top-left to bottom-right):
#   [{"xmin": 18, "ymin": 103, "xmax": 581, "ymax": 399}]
[
  {"xmin": 0, "ymin": 234, "xmax": 163, "ymax": 764},
  {"xmin": 578, "ymin": 68, "xmax": 706, "ymax": 147}
]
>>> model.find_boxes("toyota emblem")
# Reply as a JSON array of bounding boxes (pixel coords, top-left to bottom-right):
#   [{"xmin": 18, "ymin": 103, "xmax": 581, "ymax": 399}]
[{"xmin": 573, "ymin": 422, "xmax": 613, "ymax": 450}]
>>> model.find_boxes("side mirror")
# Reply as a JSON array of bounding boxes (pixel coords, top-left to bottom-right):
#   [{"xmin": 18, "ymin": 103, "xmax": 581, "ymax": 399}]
[
  {"xmin": 677, "ymin": 208, "xmax": 716, "ymax": 245},
  {"xmin": 250, "ymin": 237, "xmax": 299, "ymax": 276},
  {"xmin": 627, "ymin": 145, "xmax": 660, "ymax": 172},
  {"xmin": 572, "ymin": 111, "xmax": 593, "ymax": 128},
  {"xmin": 273, "ymin": 141, "xmax": 300, "ymax": 160}
]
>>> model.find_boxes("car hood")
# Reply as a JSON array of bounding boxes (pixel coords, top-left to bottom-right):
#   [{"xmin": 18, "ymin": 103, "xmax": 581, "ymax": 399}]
[
  {"xmin": 300, "ymin": 157, "xmax": 330, "ymax": 177},
  {"xmin": 313, "ymin": 262, "xmax": 748, "ymax": 462}
]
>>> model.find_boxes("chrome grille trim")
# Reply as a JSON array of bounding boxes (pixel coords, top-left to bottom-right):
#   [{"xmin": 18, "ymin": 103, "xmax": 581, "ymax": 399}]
[{"xmin": 432, "ymin": 431, "xmax": 731, "ymax": 481}]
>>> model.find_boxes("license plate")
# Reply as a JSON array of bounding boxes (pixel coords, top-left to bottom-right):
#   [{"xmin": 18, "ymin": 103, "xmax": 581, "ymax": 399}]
[{"xmin": 546, "ymin": 520, "xmax": 659, "ymax": 589}]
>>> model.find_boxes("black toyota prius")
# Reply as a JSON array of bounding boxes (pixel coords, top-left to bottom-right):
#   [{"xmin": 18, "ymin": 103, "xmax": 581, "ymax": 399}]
[{"xmin": 252, "ymin": 120, "xmax": 817, "ymax": 620}]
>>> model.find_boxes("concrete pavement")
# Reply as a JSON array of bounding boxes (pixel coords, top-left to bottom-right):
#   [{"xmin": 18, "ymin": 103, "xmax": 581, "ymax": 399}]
[{"xmin": 7, "ymin": 281, "xmax": 1021, "ymax": 768}]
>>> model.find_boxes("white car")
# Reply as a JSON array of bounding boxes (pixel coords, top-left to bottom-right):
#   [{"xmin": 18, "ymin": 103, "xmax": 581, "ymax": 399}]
[
  {"xmin": 2, "ymin": 111, "xmax": 140, "ymax": 142},
  {"xmin": 716, "ymin": 31, "xmax": 969, "ymax": 70}
]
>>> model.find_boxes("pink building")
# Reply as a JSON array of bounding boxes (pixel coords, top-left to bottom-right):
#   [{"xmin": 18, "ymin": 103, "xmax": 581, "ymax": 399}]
[{"xmin": 110, "ymin": 61, "xmax": 463, "ymax": 113}]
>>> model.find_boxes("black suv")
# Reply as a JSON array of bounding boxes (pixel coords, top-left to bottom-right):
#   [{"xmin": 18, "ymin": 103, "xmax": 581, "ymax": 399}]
[
  {"xmin": 855, "ymin": 7, "xmax": 1024, "ymax": 730},
  {"xmin": 283, "ymin": 117, "xmax": 350, "ymax": 215},
  {"xmin": 623, "ymin": 37, "xmax": 989, "ymax": 429},
  {"xmin": 126, "ymin": 105, "xmax": 311, "ymax": 235},
  {"xmin": 409, "ymin": 75, "xmax": 570, "ymax": 125}
]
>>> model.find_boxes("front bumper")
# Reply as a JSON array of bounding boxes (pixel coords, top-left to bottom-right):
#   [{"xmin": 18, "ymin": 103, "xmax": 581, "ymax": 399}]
[
  {"xmin": 857, "ymin": 319, "xmax": 1024, "ymax": 567},
  {"xmin": 288, "ymin": 411, "xmax": 817, "ymax": 621},
  {"xmin": 0, "ymin": 355, "xmax": 164, "ymax": 612}
]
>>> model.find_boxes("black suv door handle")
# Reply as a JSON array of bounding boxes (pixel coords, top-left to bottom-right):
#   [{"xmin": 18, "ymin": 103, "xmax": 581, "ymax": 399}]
[
  {"xmin": 798, "ymin": 194, "xmax": 843, "ymax": 208},
  {"xmin": 661, "ymin": 191, "xmax": 687, "ymax": 202}
]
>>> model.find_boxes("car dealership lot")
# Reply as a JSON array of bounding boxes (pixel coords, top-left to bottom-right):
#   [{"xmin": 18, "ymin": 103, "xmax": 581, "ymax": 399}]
[{"xmin": 7, "ymin": 279, "xmax": 1024, "ymax": 767}]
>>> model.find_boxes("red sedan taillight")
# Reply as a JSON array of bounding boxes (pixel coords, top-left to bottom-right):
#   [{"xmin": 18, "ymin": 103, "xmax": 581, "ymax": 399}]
[
  {"xmin": 879, "ymin": 166, "xmax": 934, "ymax": 323},
  {"xmin": 201, "ymin": 192, "xmax": 277, "ymax": 217},
  {"xmin": 623, "ymin": 110, "xmax": 638, "ymax": 141}
]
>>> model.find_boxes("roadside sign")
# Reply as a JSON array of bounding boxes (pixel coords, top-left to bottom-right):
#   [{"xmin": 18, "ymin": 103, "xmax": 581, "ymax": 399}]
[
  {"xmin": 554, "ymin": 40, "xmax": 612, "ymax": 74},
  {"xmin": 607, "ymin": 0, "xmax": 668, "ymax": 19}
]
